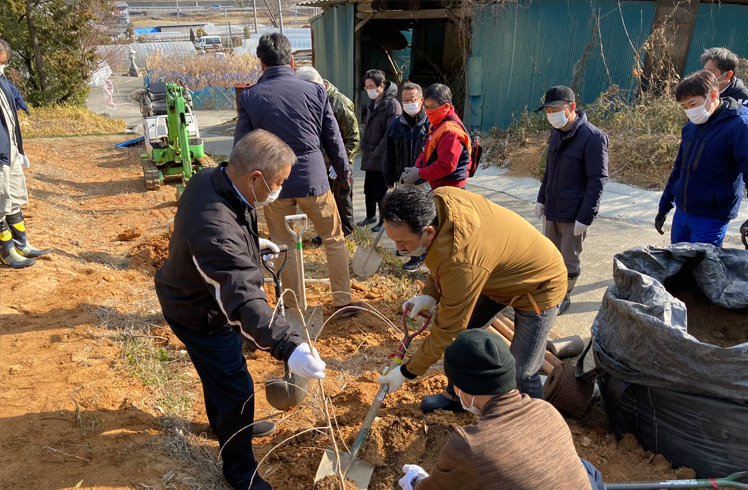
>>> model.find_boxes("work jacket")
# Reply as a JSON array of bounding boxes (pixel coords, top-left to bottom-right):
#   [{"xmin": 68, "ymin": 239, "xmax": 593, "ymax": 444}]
[
  {"xmin": 154, "ymin": 164, "xmax": 302, "ymax": 362},
  {"xmin": 659, "ymin": 98, "xmax": 748, "ymax": 220},
  {"xmin": 0, "ymin": 76, "xmax": 24, "ymax": 166},
  {"xmin": 385, "ymin": 110, "xmax": 430, "ymax": 186},
  {"xmin": 723, "ymin": 77, "xmax": 748, "ymax": 107},
  {"xmin": 323, "ymin": 80, "xmax": 359, "ymax": 167},
  {"xmin": 234, "ymin": 66, "xmax": 350, "ymax": 199},
  {"xmin": 415, "ymin": 391, "xmax": 594, "ymax": 490},
  {"xmin": 414, "ymin": 107, "xmax": 471, "ymax": 188},
  {"xmin": 360, "ymin": 80, "xmax": 401, "ymax": 173},
  {"xmin": 403, "ymin": 187, "xmax": 567, "ymax": 377},
  {"xmin": 537, "ymin": 110, "xmax": 609, "ymax": 226}
]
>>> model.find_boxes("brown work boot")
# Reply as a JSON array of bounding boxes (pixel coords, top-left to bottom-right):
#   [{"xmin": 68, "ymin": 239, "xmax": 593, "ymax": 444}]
[{"xmin": 334, "ymin": 301, "xmax": 366, "ymax": 318}]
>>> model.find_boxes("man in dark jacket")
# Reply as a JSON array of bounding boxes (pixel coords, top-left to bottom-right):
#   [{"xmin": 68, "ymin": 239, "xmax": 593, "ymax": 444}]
[
  {"xmin": 296, "ymin": 66, "xmax": 359, "ymax": 240},
  {"xmin": 0, "ymin": 38, "xmax": 47, "ymax": 269},
  {"xmin": 7, "ymin": 81, "xmax": 29, "ymax": 116},
  {"xmin": 386, "ymin": 80, "xmax": 430, "ymax": 272},
  {"xmin": 359, "ymin": 68, "xmax": 401, "ymax": 232},
  {"xmin": 701, "ymin": 47, "xmax": 748, "ymax": 107},
  {"xmin": 535, "ymin": 86, "xmax": 608, "ymax": 314},
  {"xmin": 655, "ymin": 70, "xmax": 748, "ymax": 246},
  {"xmin": 235, "ymin": 33, "xmax": 362, "ymax": 316},
  {"xmin": 155, "ymin": 130, "xmax": 327, "ymax": 490},
  {"xmin": 399, "ymin": 83, "xmax": 471, "ymax": 189},
  {"xmin": 397, "ymin": 329, "xmax": 602, "ymax": 490}
]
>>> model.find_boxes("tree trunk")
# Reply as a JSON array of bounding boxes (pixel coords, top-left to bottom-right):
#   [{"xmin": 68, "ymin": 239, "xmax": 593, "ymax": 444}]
[{"xmin": 25, "ymin": 0, "xmax": 46, "ymax": 92}]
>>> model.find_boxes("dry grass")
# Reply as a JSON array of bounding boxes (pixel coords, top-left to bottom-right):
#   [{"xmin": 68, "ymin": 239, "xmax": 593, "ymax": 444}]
[
  {"xmin": 19, "ymin": 107, "xmax": 126, "ymax": 138},
  {"xmin": 146, "ymin": 51, "xmax": 261, "ymax": 90}
]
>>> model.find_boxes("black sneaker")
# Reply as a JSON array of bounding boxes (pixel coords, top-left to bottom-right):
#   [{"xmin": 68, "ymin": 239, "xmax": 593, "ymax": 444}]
[
  {"xmin": 252, "ymin": 420, "xmax": 276, "ymax": 437},
  {"xmin": 371, "ymin": 222, "xmax": 383, "ymax": 233},
  {"xmin": 558, "ymin": 296, "xmax": 571, "ymax": 315},
  {"xmin": 311, "ymin": 235, "xmax": 322, "ymax": 247},
  {"xmin": 402, "ymin": 256, "xmax": 425, "ymax": 273},
  {"xmin": 357, "ymin": 217, "xmax": 377, "ymax": 227}
]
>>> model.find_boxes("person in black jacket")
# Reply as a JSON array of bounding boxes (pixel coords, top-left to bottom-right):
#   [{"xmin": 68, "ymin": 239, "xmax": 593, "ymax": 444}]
[
  {"xmin": 155, "ymin": 130, "xmax": 327, "ymax": 490},
  {"xmin": 701, "ymin": 47, "xmax": 748, "ymax": 107},
  {"xmin": 385, "ymin": 80, "xmax": 430, "ymax": 272},
  {"xmin": 535, "ymin": 86, "xmax": 608, "ymax": 314},
  {"xmin": 359, "ymin": 69, "xmax": 401, "ymax": 232}
]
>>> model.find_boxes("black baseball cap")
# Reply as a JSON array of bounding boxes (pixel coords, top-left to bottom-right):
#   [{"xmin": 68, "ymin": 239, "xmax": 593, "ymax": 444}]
[{"xmin": 536, "ymin": 86, "xmax": 575, "ymax": 111}]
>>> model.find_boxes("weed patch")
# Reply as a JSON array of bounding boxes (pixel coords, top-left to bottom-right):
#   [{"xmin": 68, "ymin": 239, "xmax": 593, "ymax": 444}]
[{"xmin": 19, "ymin": 106, "xmax": 126, "ymax": 138}]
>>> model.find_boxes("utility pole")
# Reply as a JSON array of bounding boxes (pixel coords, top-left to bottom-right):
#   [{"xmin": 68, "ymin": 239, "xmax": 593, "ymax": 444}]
[
  {"xmin": 252, "ymin": 0, "xmax": 258, "ymax": 33},
  {"xmin": 224, "ymin": 8, "xmax": 233, "ymax": 48},
  {"xmin": 277, "ymin": 0, "xmax": 284, "ymax": 35}
]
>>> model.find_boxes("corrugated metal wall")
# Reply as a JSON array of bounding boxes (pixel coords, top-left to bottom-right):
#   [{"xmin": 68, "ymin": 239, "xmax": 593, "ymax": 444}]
[
  {"xmin": 311, "ymin": 4, "xmax": 356, "ymax": 99},
  {"xmin": 683, "ymin": 2, "xmax": 748, "ymax": 75},
  {"xmin": 468, "ymin": 0, "xmax": 656, "ymax": 131}
]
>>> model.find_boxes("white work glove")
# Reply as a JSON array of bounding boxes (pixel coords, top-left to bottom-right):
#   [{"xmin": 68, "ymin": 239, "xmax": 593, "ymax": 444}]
[
  {"xmin": 21, "ymin": 154, "xmax": 30, "ymax": 169},
  {"xmin": 288, "ymin": 343, "xmax": 326, "ymax": 379},
  {"xmin": 258, "ymin": 238, "xmax": 279, "ymax": 268},
  {"xmin": 573, "ymin": 220, "xmax": 589, "ymax": 236},
  {"xmin": 534, "ymin": 202, "xmax": 544, "ymax": 220},
  {"xmin": 402, "ymin": 295, "xmax": 437, "ymax": 319},
  {"xmin": 398, "ymin": 464, "xmax": 429, "ymax": 490},
  {"xmin": 328, "ymin": 166, "xmax": 337, "ymax": 180},
  {"xmin": 377, "ymin": 365, "xmax": 407, "ymax": 393},
  {"xmin": 399, "ymin": 167, "xmax": 421, "ymax": 185}
]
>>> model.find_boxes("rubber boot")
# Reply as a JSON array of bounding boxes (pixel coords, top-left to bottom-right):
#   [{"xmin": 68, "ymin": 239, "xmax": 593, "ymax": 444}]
[
  {"xmin": 420, "ymin": 385, "xmax": 465, "ymax": 414},
  {"xmin": 559, "ymin": 275, "xmax": 578, "ymax": 315},
  {"xmin": 6, "ymin": 211, "xmax": 50, "ymax": 258},
  {"xmin": 0, "ymin": 220, "xmax": 35, "ymax": 268}
]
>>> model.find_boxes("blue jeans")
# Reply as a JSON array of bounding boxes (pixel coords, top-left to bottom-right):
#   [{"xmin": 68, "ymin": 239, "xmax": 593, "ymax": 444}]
[
  {"xmin": 671, "ymin": 208, "xmax": 729, "ymax": 246},
  {"xmin": 168, "ymin": 320, "xmax": 271, "ymax": 490},
  {"xmin": 460, "ymin": 295, "xmax": 558, "ymax": 399}
]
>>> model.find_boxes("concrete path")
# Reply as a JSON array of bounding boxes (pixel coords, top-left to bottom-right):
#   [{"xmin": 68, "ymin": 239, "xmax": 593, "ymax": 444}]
[{"xmin": 88, "ymin": 78, "xmax": 748, "ymax": 343}]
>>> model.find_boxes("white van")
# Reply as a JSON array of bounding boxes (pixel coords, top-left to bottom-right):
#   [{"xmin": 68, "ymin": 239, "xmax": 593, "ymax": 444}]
[{"xmin": 195, "ymin": 36, "xmax": 222, "ymax": 50}]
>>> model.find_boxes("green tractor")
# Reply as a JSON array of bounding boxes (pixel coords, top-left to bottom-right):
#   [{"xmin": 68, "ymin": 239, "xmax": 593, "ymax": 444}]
[{"xmin": 139, "ymin": 79, "xmax": 216, "ymax": 199}]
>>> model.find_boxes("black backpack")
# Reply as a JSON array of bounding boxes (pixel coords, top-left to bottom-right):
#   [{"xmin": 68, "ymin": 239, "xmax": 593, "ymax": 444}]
[{"xmin": 444, "ymin": 116, "xmax": 483, "ymax": 177}]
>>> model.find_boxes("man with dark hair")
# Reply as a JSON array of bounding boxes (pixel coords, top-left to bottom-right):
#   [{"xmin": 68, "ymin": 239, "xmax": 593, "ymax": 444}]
[
  {"xmin": 399, "ymin": 83, "xmax": 471, "ymax": 189},
  {"xmin": 656, "ymin": 70, "xmax": 748, "ymax": 246},
  {"xmin": 359, "ymin": 68, "xmax": 401, "ymax": 232},
  {"xmin": 155, "ymin": 130, "xmax": 327, "ymax": 490},
  {"xmin": 0, "ymin": 38, "xmax": 47, "ymax": 268},
  {"xmin": 235, "ymin": 33, "xmax": 363, "ymax": 317},
  {"xmin": 296, "ymin": 66, "xmax": 359, "ymax": 242},
  {"xmin": 701, "ymin": 47, "xmax": 748, "ymax": 106},
  {"xmin": 396, "ymin": 329, "xmax": 600, "ymax": 490},
  {"xmin": 534, "ymin": 85, "xmax": 608, "ymax": 314},
  {"xmin": 386, "ymin": 80, "xmax": 430, "ymax": 272},
  {"xmin": 376, "ymin": 185, "xmax": 567, "ymax": 412}
]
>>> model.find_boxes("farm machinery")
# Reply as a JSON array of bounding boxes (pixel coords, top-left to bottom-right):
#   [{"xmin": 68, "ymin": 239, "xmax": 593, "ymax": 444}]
[{"xmin": 139, "ymin": 79, "xmax": 215, "ymax": 199}]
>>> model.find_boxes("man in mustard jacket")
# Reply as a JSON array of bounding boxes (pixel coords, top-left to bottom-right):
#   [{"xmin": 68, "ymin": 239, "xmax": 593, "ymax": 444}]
[{"xmin": 377, "ymin": 186, "xmax": 567, "ymax": 412}]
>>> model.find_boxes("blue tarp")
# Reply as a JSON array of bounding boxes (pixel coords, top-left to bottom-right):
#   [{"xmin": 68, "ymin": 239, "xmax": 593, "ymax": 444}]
[{"xmin": 134, "ymin": 28, "xmax": 160, "ymax": 34}]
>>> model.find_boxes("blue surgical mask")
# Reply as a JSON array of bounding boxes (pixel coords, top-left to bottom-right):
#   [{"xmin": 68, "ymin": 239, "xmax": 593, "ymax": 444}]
[
  {"xmin": 401, "ymin": 232, "xmax": 429, "ymax": 257},
  {"xmin": 546, "ymin": 110, "xmax": 568, "ymax": 129},
  {"xmin": 252, "ymin": 174, "xmax": 281, "ymax": 208}
]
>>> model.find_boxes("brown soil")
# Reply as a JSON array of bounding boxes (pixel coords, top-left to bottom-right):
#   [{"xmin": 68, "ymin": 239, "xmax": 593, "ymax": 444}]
[
  {"xmin": 312, "ymin": 475, "xmax": 358, "ymax": 490},
  {"xmin": 1, "ymin": 135, "xmax": 694, "ymax": 490},
  {"xmin": 671, "ymin": 290, "xmax": 748, "ymax": 348}
]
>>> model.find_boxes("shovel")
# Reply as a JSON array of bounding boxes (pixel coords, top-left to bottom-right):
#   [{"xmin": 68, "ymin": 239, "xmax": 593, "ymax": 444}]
[
  {"xmin": 352, "ymin": 225, "xmax": 386, "ymax": 279},
  {"xmin": 260, "ymin": 245, "xmax": 311, "ymax": 411},
  {"xmin": 314, "ymin": 309, "xmax": 434, "ymax": 489},
  {"xmin": 283, "ymin": 214, "xmax": 324, "ymax": 340},
  {"xmin": 604, "ymin": 470, "xmax": 748, "ymax": 489}
]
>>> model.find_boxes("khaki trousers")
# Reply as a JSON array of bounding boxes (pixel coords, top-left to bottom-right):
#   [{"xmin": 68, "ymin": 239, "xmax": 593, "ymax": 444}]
[
  {"xmin": 543, "ymin": 219, "xmax": 584, "ymax": 277},
  {"xmin": 263, "ymin": 191, "xmax": 352, "ymax": 308},
  {"xmin": 0, "ymin": 156, "xmax": 28, "ymax": 219}
]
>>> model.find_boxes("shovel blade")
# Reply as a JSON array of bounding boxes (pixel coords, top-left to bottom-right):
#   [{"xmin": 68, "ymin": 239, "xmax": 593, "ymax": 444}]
[
  {"xmin": 285, "ymin": 305, "xmax": 325, "ymax": 340},
  {"xmin": 315, "ymin": 448, "xmax": 374, "ymax": 490},
  {"xmin": 352, "ymin": 246, "xmax": 383, "ymax": 279},
  {"xmin": 264, "ymin": 368, "xmax": 311, "ymax": 411}
]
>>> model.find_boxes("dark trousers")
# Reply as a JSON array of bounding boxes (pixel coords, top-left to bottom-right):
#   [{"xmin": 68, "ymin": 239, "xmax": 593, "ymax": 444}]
[
  {"xmin": 331, "ymin": 177, "xmax": 354, "ymax": 236},
  {"xmin": 169, "ymin": 322, "xmax": 271, "ymax": 490},
  {"xmin": 363, "ymin": 171, "xmax": 387, "ymax": 221}
]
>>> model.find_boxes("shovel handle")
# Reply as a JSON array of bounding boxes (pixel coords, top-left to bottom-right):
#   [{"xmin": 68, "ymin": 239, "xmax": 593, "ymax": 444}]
[{"xmin": 284, "ymin": 214, "xmax": 308, "ymax": 243}]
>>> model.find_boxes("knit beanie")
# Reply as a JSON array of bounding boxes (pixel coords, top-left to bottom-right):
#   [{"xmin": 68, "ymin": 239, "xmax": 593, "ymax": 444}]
[{"xmin": 444, "ymin": 329, "xmax": 517, "ymax": 395}]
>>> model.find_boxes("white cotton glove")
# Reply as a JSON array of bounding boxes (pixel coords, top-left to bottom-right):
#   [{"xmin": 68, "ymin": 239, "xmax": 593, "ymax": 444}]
[
  {"xmin": 402, "ymin": 295, "xmax": 437, "ymax": 319},
  {"xmin": 328, "ymin": 166, "xmax": 337, "ymax": 180},
  {"xmin": 377, "ymin": 365, "xmax": 407, "ymax": 393},
  {"xmin": 573, "ymin": 220, "xmax": 589, "ymax": 236},
  {"xmin": 534, "ymin": 202, "xmax": 544, "ymax": 220},
  {"xmin": 21, "ymin": 154, "xmax": 30, "ymax": 169},
  {"xmin": 399, "ymin": 167, "xmax": 421, "ymax": 185},
  {"xmin": 398, "ymin": 464, "xmax": 429, "ymax": 490},
  {"xmin": 258, "ymin": 238, "xmax": 279, "ymax": 268},
  {"xmin": 288, "ymin": 343, "xmax": 326, "ymax": 379}
]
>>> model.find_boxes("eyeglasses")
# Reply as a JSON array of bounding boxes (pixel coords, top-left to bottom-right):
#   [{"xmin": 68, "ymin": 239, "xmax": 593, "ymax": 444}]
[{"xmin": 424, "ymin": 104, "xmax": 444, "ymax": 111}]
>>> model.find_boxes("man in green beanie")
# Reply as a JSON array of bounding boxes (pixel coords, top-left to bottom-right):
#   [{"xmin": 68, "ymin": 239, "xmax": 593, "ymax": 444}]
[{"xmin": 396, "ymin": 329, "xmax": 602, "ymax": 490}]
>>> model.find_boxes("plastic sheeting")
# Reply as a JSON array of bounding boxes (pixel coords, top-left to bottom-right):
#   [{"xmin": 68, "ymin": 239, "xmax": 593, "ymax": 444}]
[{"xmin": 88, "ymin": 62, "xmax": 113, "ymax": 88}]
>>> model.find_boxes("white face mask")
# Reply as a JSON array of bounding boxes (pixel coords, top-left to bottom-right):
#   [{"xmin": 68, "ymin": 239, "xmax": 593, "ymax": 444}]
[
  {"xmin": 546, "ymin": 110, "xmax": 568, "ymax": 129},
  {"xmin": 251, "ymin": 174, "xmax": 281, "ymax": 208},
  {"xmin": 401, "ymin": 231, "xmax": 429, "ymax": 257},
  {"xmin": 403, "ymin": 102, "xmax": 421, "ymax": 116},
  {"xmin": 684, "ymin": 100, "xmax": 712, "ymax": 125},
  {"xmin": 366, "ymin": 88, "xmax": 380, "ymax": 100},
  {"xmin": 0, "ymin": 64, "xmax": 5, "ymax": 76},
  {"xmin": 457, "ymin": 389, "xmax": 481, "ymax": 416}
]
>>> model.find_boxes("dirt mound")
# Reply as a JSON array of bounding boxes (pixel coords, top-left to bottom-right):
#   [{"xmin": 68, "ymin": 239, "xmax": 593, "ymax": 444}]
[
  {"xmin": 671, "ymin": 290, "xmax": 748, "ymax": 348},
  {"xmin": 313, "ymin": 475, "xmax": 358, "ymax": 490},
  {"xmin": 127, "ymin": 228, "xmax": 172, "ymax": 273}
]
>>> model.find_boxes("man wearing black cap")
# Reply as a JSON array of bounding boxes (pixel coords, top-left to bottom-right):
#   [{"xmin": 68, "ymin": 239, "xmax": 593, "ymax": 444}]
[
  {"xmin": 396, "ymin": 329, "xmax": 601, "ymax": 490},
  {"xmin": 534, "ymin": 86, "xmax": 608, "ymax": 314}
]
